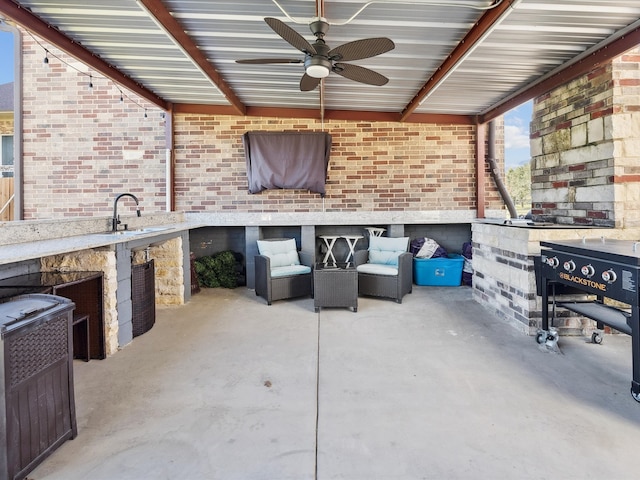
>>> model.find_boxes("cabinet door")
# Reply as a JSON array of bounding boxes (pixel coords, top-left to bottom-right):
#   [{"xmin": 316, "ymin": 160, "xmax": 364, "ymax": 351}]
[{"xmin": 132, "ymin": 260, "xmax": 156, "ymax": 338}]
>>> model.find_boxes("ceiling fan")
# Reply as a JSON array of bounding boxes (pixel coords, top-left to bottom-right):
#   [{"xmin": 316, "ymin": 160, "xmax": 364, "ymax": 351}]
[{"xmin": 236, "ymin": 17, "xmax": 395, "ymax": 91}]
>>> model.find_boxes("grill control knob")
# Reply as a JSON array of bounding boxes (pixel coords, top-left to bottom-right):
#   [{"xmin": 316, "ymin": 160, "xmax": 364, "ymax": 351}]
[
  {"xmin": 602, "ymin": 269, "xmax": 617, "ymax": 283},
  {"xmin": 563, "ymin": 260, "xmax": 576, "ymax": 272},
  {"xmin": 581, "ymin": 264, "xmax": 595, "ymax": 278},
  {"xmin": 547, "ymin": 257, "xmax": 559, "ymax": 268}
]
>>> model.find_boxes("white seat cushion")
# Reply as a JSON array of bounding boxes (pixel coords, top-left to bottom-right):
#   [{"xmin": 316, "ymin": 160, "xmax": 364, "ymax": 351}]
[
  {"xmin": 271, "ymin": 265, "xmax": 312, "ymax": 278},
  {"xmin": 357, "ymin": 263, "xmax": 398, "ymax": 276}
]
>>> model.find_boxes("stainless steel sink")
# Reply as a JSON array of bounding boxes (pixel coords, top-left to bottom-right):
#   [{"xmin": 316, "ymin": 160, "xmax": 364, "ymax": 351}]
[
  {"xmin": 130, "ymin": 227, "xmax": 172, "ymax": 234},
  {"xmin": 94, "ymin": 227, "xmax": 172, "ymax": 237}
]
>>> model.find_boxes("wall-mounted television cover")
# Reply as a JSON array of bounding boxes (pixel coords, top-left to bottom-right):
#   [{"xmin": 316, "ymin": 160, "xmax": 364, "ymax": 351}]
[{"xmin": 243, "ymin": 131, "xmax": 332, "ymax": 197}]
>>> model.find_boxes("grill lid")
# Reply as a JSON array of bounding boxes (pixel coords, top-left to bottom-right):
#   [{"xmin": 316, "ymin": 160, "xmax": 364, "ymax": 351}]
[
  {"xmin": 0, "ymin": 294, "xmax": 72, "ymax": 330},
  {"xmin": 541, "ymin": 238, "xmax": 640, "ymax": 266}
]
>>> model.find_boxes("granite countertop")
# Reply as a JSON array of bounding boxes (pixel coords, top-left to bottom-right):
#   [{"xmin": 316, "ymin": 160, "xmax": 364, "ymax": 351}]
[
  {"xmin": 0, "ymin": 209, "xmax": 501, "ymax": 266},
  {"xmin": 184, "ymin": 210, "xmax": 485, "ymax": 226},
  {"xmin": 0, "ymin": 221, "xmax": 193, "ymax": 265}
]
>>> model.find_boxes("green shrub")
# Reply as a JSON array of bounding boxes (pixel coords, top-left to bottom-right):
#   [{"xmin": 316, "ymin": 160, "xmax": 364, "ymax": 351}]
[{"xmin": 194, "ymin": 251, "xmax": 238, "ymax": 288}]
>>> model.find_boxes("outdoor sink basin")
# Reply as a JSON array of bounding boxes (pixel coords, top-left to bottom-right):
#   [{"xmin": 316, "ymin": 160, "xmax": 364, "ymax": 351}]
[{"xmin": 96, "ymin": 227, "xmax": 172, "ymax": 236}]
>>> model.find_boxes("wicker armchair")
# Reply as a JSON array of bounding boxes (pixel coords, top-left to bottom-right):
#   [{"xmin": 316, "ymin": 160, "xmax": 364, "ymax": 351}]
[
  {"xmin": 255, "ymin": 238, "xmax": 314, "ymax": 305},
  {"xmin": 354, "ymin": 236, "xmax": 412, "ymax": 303}
]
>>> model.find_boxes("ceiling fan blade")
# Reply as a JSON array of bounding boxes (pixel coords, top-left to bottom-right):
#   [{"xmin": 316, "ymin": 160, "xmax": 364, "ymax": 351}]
[
  {"xmin": 265, "ymin": 17, "xmax": 317, "ymax": 55},
  {"xmin": 328, "ymin": 37, "xmax": 395, "ymax": 62},
  {"xmin": 236, "ymin": 58, "xmax": 303, "ymax": 64},
  {"xmin": 300, "ymin": 74, "xmax": 321, "ymax": 91},
  {"xmin": 333, "ymin": 63, "xmax": 389, "ymax": 86}
]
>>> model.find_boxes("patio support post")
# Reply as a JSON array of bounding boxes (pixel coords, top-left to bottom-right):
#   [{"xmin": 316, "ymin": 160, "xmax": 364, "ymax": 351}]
[
  {"xmin": 245, "ymin": 226, "xmax": 260, "ymax": 290},
  {"xmin": 300, "ymin": 225, "xmax": 316, "ymax": 264},
  {"xmin": 476, "ymin": 121, "xmax": 486, "ymax": 218},
  {"xmin": 487, "ymin": 120, "xmax": 518, "ymax": 218},
  {"xmin": 164, "ymin": 105, "xmax": 174, "ymax": 212}
]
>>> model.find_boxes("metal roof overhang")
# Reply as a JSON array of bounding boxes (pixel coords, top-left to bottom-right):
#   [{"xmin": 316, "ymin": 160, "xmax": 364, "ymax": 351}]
[{"xmin": 1, "ymin": 0, "xmax": 640, "ymax": 124}]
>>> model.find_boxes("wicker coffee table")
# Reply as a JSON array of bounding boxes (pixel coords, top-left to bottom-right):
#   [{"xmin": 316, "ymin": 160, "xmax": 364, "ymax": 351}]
[{"xmin": 314, "ymin": 262, "xmax": 358, "ymax": 312}]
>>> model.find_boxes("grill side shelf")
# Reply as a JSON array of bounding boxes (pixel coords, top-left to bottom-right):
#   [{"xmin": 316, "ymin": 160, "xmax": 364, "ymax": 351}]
[{"xmin": 557, "ymin": 301, "xmax": 632, "ymax": 335}]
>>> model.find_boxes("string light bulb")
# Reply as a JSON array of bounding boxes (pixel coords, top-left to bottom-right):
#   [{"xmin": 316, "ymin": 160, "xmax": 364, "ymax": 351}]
[{"xmin": 31, "ymin": 32, "xmax": 156, "ymax": 119}]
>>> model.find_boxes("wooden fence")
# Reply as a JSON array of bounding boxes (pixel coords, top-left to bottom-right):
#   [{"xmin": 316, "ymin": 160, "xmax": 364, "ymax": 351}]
[{"xmin": 0, "ymin": 177, "xmax": 14, "ymax": 221}]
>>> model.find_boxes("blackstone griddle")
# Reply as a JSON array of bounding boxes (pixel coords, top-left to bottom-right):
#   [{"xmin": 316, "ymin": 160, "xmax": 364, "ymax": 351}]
[{"xmin": 539, "ymin": 237, "xmax": 640, "ymax": 402}]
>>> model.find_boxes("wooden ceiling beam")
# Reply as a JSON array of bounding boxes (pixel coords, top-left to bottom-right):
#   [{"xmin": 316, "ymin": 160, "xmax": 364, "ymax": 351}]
[
  {"xmin": 479, "ymin": 23, "xmax": 640, "ymax": 123},
  {"xmin": 172, "ymin": 103, "xmax": 474, "ymax": 124},
  {"xmin": 137, "ymin": 0, "xmax": 246, "ymax": 116},
  {"xmin": 399, "ymin": 0, "xmax": 518, "ymax": 122},
  {"xmin": 0, "ymin": 0, "xmax": 168, "ymax": 110}
]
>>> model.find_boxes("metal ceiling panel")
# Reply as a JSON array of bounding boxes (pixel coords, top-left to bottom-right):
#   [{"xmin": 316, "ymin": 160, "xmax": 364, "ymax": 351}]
[
  {"xmin": 4, "ymin": 0, "xmax": 640, "ymax": 119},
  {"xmin": 417, "ymin": 0, "xmax": 640, "ymax": 114},
  {"xmin": 16, "ymin": 0, "xmax": 230, "ymax": 105},
  {"xmin": 208, "ymin": 0, "xmax": 484, "ymax": 112}
]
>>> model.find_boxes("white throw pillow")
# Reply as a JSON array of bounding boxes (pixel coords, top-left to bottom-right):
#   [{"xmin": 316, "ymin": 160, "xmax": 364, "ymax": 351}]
[
  {"xmin": 368, "ymin": 236, "xmax": 408, "ymax": 266},
  {"xmin": 257, "ymin": 239, "xmax": 301, "ymax": 268}
]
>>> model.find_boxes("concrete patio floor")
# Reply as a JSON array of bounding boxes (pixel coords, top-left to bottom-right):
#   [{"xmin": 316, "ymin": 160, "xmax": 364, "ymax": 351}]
[{"xmin": 30, "ymin": 286, "xmax": 640, "ymax": 479}]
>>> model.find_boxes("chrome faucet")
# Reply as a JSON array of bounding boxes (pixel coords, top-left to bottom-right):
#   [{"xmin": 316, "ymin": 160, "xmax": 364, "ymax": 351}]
[{"xmin": 112, "ymin": 193, "xmax": 141, "ymax": 232}]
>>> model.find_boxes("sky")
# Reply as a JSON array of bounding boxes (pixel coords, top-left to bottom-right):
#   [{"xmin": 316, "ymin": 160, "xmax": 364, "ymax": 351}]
[
  {"xmin": 503, "ymin": 100, "xmax": 533, "ymax": 171},
  {"xmin": 0, "ymin": 30, "xmax": 13, "ymax": 85},
  {"xmin": 0, "ymin": 28, "xmax": 531, "ymax": 169}
]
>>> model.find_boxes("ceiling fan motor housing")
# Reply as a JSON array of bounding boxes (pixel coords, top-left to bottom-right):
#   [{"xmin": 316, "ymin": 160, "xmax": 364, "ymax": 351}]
[{"xmin": 305, "ymin": 41, "xmax": 331, "ymax": 78}]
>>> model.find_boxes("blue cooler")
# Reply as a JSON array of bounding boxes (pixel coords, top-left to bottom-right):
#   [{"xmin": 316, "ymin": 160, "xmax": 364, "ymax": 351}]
[{"xmin": 413, "ymin": 254, "xmax": 464, "ymax": 286}]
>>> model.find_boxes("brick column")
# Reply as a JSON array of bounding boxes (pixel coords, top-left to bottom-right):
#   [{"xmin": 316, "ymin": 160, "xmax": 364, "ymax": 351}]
[{"xmin": 530, "ymin": 46, "xmax": 640, "ymax": 228}]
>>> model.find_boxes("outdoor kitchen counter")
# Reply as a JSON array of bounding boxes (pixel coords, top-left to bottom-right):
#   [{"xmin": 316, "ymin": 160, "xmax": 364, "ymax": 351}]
[
  {"xmin": 0, "ymin": 219, "xmax": 193, "ymax": 265},
  {"xmin": 0, "ymin": 209, "xmax": 505, "ymax": 266},
  {"xmin": 184, "ymin": 210, "xmax": 485, "ymax": 227}
]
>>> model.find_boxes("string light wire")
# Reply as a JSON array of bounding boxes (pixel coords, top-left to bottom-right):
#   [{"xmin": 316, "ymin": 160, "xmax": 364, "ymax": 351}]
[{"xmin": 26, "ymin": 30, "xmax": 162, "ymax": 119}]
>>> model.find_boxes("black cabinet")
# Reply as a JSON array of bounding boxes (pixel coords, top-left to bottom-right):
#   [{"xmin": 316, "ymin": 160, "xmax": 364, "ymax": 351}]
[
  {"xmin": 0, "ymin": 294, "xmax": 77, "ymax": 480},
  {"xmin": 0, "ymin": 272, "xmax": 105, "ymax": 359}
]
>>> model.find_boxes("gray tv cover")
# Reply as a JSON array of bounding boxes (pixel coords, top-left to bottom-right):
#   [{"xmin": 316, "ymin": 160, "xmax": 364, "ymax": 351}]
[{"xmin": 243, "ymin": 131, "xmax": 332, "ymax": 197}]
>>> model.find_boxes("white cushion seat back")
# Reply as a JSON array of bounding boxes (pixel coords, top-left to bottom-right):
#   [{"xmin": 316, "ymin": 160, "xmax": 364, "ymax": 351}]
[
  {"xmin": 257, "ymin": 239, "xmax": 309, "ymax": 276},
  {"xmin": 356, "ymin": 236, "xmax": 409, "ymax": 275},
  {"xmin": 366, "ymin": 236, "xmax": 409, "ymax": 266}
]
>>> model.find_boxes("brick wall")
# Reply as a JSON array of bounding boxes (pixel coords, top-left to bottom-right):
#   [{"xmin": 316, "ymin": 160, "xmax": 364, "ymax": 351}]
[
  {"xmin": 20, "ymin": 30, "xmax": 505, "ymax": 219},
  {"xmin": 174, "ymin": 115, "xmax": 504, "ymax": 214},
  {"xmin": 530, "ymin": 46, "xmax": 640, "ymax": 227},
  {"xmin": 610, "ymin": 48, "xmax": 640, "ymax": 227},
  {"xmin": 21, "ymin": 32, "xmax": 167, "ymax": 219}
]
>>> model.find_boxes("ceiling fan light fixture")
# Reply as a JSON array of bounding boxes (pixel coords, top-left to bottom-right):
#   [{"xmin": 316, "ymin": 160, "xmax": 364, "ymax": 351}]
[
  {"xmin": 305, "ymin": 52, "xmax": 331, "ymax": 79},
  {"xmin": 306, "ymin": 64, "xmax": 330, "ymax": 78},
  {"xmin": 237, "ymin": 17, "xmax": 393, "ymax": 91}
]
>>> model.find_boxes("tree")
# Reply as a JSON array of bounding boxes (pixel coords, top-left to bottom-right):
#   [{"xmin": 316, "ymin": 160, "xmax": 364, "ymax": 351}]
[{"xmin": 506, "ymin": 163, "xmax": 532, "ymax": 210}]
